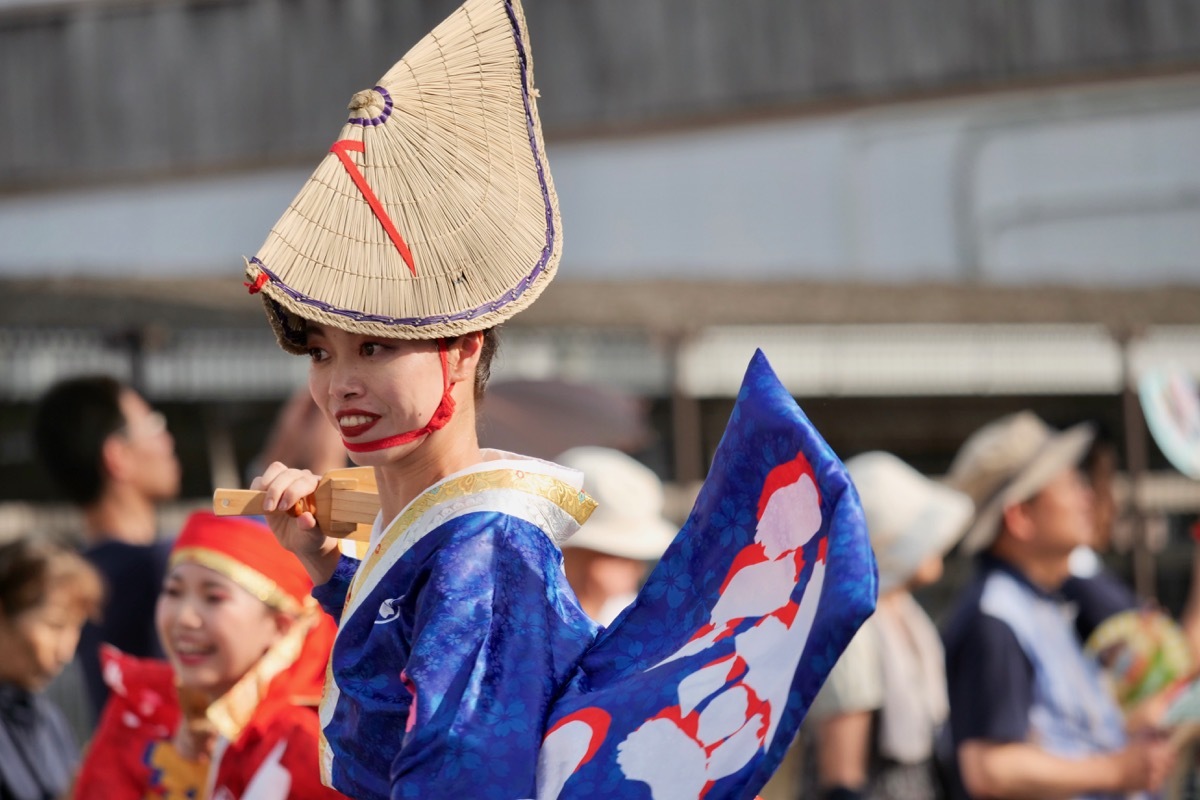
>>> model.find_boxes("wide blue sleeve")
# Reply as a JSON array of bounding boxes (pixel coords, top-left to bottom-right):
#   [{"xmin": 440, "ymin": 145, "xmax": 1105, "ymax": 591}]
[
  {"xmin": 311, "ymin": 554, "xmax": 360, "ymax": 623},
  {"xmin": 389, "ymin": 515, "xmax": 593, "ymax": 800}
]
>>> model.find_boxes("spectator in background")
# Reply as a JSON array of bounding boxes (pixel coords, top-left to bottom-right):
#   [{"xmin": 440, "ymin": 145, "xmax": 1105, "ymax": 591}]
[
  {"xmin": 0, "ymin": 537, "xmax": 103, "ymax": 800},
  {"xmin": 1063, "ymin": 436, "xmax": 1140, "ymax": 645},
  {"xmin": 941, "ymin": 411, "xmax": 1173, "ymax": 800},
  {"xmin": 555, "ymin": 447, "xmax": 676, "ymax": 626},
  {"xmin": 803, "ymin": 451, "xmax": 973, "ymax": 800},
  {"xmin": 1060, "ymin": 436, "xmax": 1194, "ymax": 723},
  {"xmin": 32, "ymin": 375, "xmax": 181, "ymax": 719}
]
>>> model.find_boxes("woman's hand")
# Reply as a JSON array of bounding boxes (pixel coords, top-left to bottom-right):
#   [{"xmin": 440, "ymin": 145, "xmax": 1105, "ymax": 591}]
[{"xmin": 250, "ymin": 462, "xmax": 342, "ymax": 585}]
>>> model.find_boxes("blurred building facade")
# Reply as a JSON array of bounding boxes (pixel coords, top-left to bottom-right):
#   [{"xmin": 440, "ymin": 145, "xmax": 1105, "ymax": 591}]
[{"xmin": 1, "ymin": 0, "xmax": 1199, "ymax": 601}]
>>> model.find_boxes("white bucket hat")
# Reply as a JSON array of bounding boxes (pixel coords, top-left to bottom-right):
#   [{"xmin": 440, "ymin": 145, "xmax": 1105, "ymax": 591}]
[
  {"xmin": 245, "ymin": 0, "xmax": 561, "ymax": 353},
  {"xmin": 556, "ymin": 447, "xmax": 676, "ymax": 561},
  {"xmin": 946, "ymin": 411, "xmax": 1094, "ymax": 556},
  {"xmin": 845, "ymin": 452, "xmax": 974, "ymax": 593}
]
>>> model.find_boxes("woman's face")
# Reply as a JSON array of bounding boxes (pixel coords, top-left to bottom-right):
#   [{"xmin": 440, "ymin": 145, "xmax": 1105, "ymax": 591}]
[
  {"xmin": 156, "ymin": 563, "xmax": 284, "ymax": 700},
  {"xmin": 0, "ymin": 588, "xmax": 87, "ymax": 691},
  {"xmin": 306, "ymin": 325, "xmax": 447, "ymax": 465}
]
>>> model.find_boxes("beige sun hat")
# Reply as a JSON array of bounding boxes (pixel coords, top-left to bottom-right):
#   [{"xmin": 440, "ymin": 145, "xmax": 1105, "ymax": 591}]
[
  {"xmin": 556, "ymin": 447, "xmax": 677, "ymax": 561},
  {"xmin": 846, "ymin": 452, "xmax": 974, "ymax": 593},
  {"xmin": 245, "ymin": 0, "xmax": 561, "ymax": 353},
  {"xmin": 946, "ymin": 411, "xmax": 1094, "ymax": 556}
]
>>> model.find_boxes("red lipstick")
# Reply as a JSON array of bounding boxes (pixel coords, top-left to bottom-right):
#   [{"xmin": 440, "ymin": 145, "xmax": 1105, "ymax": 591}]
[{"xmin": 336, "ymin": 409, "xmax": 381, "ymax": 438}]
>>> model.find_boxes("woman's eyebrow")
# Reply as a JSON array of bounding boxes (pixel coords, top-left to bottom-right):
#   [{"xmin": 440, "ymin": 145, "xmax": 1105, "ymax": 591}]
[{"xmin": 199, "ymin": 579, "xmax": 233, "ymax": 591}]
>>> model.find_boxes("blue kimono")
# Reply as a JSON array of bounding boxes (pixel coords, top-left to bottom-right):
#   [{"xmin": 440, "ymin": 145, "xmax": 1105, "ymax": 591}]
[{"xmin": 315, "ymin": 351, "xmax": 878, "ymax": 800}]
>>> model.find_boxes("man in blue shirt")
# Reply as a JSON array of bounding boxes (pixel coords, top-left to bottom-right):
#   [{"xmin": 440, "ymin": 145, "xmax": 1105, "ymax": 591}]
[
  {"xmin": 941, "ymin": 411, "xmax": 1173, "ymax": 800},
  {"xmin": 33, "ymin": 375, "xmax": 181, "ymax": 722}
]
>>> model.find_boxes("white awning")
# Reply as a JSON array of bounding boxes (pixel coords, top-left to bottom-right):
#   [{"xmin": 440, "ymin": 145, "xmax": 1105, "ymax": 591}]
[
  {"xmin": 1, "ymin": 324, "xmax": 1197, "ymax": 401},
  {"xmin": 679, "ymin": 324, "xmax": 1200, "ymax": 398}
]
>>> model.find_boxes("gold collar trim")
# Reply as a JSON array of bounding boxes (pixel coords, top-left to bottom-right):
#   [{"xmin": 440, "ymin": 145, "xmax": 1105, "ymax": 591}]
[{"xmin": 349, "ymin": 467, "xmax": 596, "ymax": 603}]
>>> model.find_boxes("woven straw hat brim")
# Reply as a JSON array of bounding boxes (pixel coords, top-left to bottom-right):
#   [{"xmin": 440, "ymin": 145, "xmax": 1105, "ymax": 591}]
[
  {"xmin": 248, "ymin": 0, "xmax": 560, "ymax": 352},
  {"xmin": 958, "ymin": 422, "xmax": 1094, "ymax": 556}
]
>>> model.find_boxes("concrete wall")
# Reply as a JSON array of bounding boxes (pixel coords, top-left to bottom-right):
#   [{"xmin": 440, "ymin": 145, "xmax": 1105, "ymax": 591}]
[
  {"xmin": 2, "ymin": 0, "xmax": 1200, "ymax": 188},
  {"xmin": 3, "ymin": 75, "xmax": 1197, "ymax": 285}
]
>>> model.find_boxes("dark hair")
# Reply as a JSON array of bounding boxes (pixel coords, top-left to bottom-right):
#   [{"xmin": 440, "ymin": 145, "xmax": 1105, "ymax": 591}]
[
  {"xmin": 33, "ymin": 375, "xmax": 126, "ymax": 506},
  {"xmin": 0, "ymin": 537, "xmax": 104, "ymax": 622},
  {"xmin": 474, "ymin": 328, "xmax": 500, "ymax": 402}
]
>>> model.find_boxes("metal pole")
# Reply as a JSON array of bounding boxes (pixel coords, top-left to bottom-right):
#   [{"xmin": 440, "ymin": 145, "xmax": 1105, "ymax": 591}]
[
  {"xmin": 668, "ymin": 333, "xmax": 705, "ymax": 485},
  {"xmin": 1118, "ymin": 329, "xmax": 1155, "ymax": 601}
]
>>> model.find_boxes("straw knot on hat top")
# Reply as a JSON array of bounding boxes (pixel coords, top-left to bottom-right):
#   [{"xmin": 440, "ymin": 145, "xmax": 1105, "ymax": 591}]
[{"xmin": 247, "ymin": 0, "xmax": 561, "ymax": 352}]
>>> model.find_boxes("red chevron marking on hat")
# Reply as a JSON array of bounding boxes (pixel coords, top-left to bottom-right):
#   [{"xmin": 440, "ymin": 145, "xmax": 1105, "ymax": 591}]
[{"xmin": 331, "ymin": 139, "xmax": 417, "ymax": 277}]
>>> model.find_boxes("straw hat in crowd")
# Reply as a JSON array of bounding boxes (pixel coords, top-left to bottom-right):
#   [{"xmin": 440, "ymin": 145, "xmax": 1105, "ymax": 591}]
[
  {"xmin": 946, "ymin": 411, "xmax": 1094, "ymax": 556},
  {"xmin": 556, "ymin": 447, "xmax": 676, "ymax": 562},
  {"xmin": 845, "ymin": 452, "xmax": 974, "ymax": 593}
]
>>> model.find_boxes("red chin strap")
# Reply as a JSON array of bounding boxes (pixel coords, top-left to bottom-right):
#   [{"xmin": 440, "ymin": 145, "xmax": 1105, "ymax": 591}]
[{"xmin": 342, "ymin": 340, "xmax": 457, "ymax": 453}]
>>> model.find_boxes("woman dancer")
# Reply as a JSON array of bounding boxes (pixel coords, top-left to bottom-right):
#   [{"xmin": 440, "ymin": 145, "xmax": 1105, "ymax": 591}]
[{"xmin": 244, "ymin": 0, "xmax": 876, "ymax": 797}]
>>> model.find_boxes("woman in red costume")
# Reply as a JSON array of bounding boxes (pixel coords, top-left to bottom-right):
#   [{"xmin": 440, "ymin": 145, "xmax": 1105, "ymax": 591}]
[{"xmin": 75, "ymin": 512, "xmax": 347, "ymax": 800}]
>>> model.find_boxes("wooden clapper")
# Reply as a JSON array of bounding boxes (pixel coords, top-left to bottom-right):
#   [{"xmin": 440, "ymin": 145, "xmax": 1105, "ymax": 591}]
[{"xmin": 212, "ymin": 467, "xmax": 381, "ymax": 542}]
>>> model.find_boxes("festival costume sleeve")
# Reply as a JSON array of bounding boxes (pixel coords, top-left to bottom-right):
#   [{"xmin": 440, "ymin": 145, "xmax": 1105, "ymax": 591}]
[
  {"xmin": 535, "ymin": 350, "xmax": 878, "ymax": 800},
  {"xmin": 388, "ymin": 517, "xmax": 589, "ymax": 800},
  {"xmin": 312, "ymin": 555, "xmax": 361, "ymax": 622},
  {"xmin": 73, "ymin": 647, "xmax": 195, "ymax": 800}
]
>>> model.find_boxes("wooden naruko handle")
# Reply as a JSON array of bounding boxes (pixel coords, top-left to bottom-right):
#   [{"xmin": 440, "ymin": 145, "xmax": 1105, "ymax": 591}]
[{"xmin": 213, "ymin": 489, "xmax": 314, "ymax": 518}]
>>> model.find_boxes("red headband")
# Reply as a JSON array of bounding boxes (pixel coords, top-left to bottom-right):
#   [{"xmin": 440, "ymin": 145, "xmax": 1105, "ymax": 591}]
[{"xmin": 170, "ymin": 513, "xmax": 313, "ymax": 612}]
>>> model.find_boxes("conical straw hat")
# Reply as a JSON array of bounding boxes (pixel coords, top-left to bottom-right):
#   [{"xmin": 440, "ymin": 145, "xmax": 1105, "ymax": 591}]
[{"xmin": 246, "ymin": 0, "xmax": 561, "ymax": 352}]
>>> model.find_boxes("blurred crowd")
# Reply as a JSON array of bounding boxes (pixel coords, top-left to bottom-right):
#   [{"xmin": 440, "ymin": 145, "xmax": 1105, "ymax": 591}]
[{"xmin": 2, "ymin": 370, "xmax": 1198, "ymax": 800}]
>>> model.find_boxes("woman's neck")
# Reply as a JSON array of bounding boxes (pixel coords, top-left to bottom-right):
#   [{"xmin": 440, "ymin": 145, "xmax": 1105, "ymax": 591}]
[
  {"xmin": 373, "ymin": 424, "xmax": 484, "ymax": 523},
  {"xmin": 877, "ymin": 588, "xmax": 911, "ymax": 611}
]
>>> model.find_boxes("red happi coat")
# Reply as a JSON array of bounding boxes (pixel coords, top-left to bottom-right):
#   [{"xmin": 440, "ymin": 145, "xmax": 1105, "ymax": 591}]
[{"xmin": 75, "ymin": 617, "xmax": 346, "ymax": 800}]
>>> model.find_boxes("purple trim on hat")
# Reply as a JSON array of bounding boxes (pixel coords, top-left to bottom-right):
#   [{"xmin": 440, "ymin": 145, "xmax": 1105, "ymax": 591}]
[
  {"xmin": 347, "ymin": 86, "xmax": 394, "ymax": 127},
  {"xmin": 506, "ymin": 0, "xmax": 557, "ymax": 285},
  {"xmin": 261, "ymin": 1, "xmax": 556, "ymax": 332}
]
